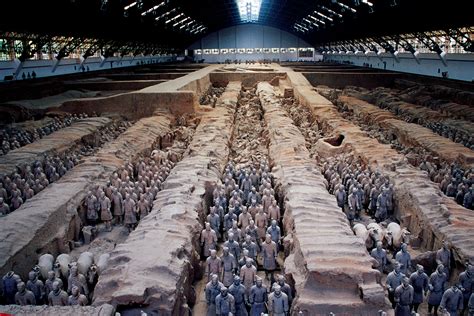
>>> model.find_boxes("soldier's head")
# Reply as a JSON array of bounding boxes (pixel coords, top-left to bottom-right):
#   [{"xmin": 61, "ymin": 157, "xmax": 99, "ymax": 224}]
[
  {"xmin": 437, "ymin": 264, "xmax": 444, "ymax": 274},
  {"xmin": 71, "ymin": 285, "xmax": 80, "ymax": 296},
  {"xmin": 233, "ymin": 276, "xmax": 241, "ymax": 286},
  {"xmin": 17, "ymin": 281, "xmax": 26, "ymax": 292},
  {"xmin": 205, "ymin": 222, "xmax": 211, "ymax": 231},
  {"xmin": 401, "ymin": 243, "xmax": 408, "ymax": 252},
  {"xmin": 211, "ymin": 274, "xmax": 218, "ymax": 284},
  {"xmin": 210, "ymin": 249, "xmax": 217, "ymax": 259},
  {"xmin": 28, "ymin": 271, "xmax": 36, "ymax": 281},
  {"xmin": 228, "ymin": 232, "xmax": 235, "ymax": 241},
  {"xmin": 256, "ymin": 277, "xmax": 263, "ymax": 287},
  {"xmin": 223, "ymin": 247, "xmax": 229, "ymax": 255},
  {"xmin": 271, "ymin": 219, "xmax": 277, "ymax": 227},
  {"xmin": 265, "ymin": 234, "xmax": 272, "ymax": 243},
  {"xmin": 48, "ymin": 270, "xmax": 55, "ymax": 280},
  {"xmin": 394, "ymin": 264, "xmax": 401, "ymax": 274},
  {"xmin": 278, "ymin": 275, "xmax": 285, "ymax": 285},
  {"xmin": 402, "ymin": 277, "xmax": 409, "ymax": 287},
  {"xmin": 52, "ymin": 281, "xmax": 60, "ymax": 292},
  {"xmin": 273, "ymin": 284, "xmax": 282, "ymax": 295},
  {"xmin": 442, "ymin": 240, "xmax": 449, "ymax": 250},
  {"xmin": 376, "ymin": 241, "xmax": 383, "ymax": 250},
  {"xmin": 416, "ymin": 264, "xmax": 424, "ymax": 273},
  {"xmin": 70, "ymin": 265, "xmax": 78, "ymax": 276},
  {"xmin": 246, "ymin": 258, "xmax": 253, "ymax": 268},
  {"xmin": 221, "ymin": 286, "xmax": 228, "ymax": 297}
]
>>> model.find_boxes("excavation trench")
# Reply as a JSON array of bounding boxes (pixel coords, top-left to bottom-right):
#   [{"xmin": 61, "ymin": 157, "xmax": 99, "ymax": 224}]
[
  {"xmin": 343, "ymin": 86, "xmax": 474, "ymax": 149},
  {"xmin": 191, "ymin": 84, "xmax": 292, "ymax": 315},
  {"xmin": 0, "ymin": 113, "xmax": 173, "ymax": 279},
  {"xmin": 92, "ymin": 82, "xmax": 240, "ymax": 315},
  {"xmin": 326, "ymin": 92, "xmax": 474, "ymax": 216},
  {"xmin": 0, "ymin": 116, "xmax": 134, "ymax": 217},
  {"xmin": 256, "ymin": 81, "xmax": 386, "ymax": 315},
  {"xmin": 285, "ymin": 71, "xmax": 474, "ymax": 277}
]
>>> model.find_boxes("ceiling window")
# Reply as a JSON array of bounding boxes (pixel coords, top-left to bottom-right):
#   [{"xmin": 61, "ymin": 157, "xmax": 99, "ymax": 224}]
[{"xmin": 236, "ymin": 0, "xmax": 262, "ymax": 23}]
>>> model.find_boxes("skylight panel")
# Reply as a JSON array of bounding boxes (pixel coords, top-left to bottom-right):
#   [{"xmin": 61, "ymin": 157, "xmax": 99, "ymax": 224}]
[{"xmin": 236, "ymin": 0, "xmax": 262, "ymax": 23}]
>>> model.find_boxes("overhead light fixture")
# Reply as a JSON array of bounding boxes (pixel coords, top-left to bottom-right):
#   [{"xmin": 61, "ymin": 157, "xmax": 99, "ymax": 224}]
[
  {"xmin": 236, "ymin": 0, "xmax": 262, "ymax": 23},
  {"xmin": 124, "ymin": 1, "xmax": 137, "ymax": 11}
]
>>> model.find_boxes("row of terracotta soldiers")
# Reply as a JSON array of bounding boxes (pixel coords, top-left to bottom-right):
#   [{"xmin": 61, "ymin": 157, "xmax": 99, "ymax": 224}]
[
  {"xmin": 0, "ymin": 120, "xmax": 131, "ymax": 216},
  {"xmin": 0, "ymin": 114, "xmax": 87, "ymax": 156},
  {"xmin": 84, "ymin": 156, "xmax": 174, "ymax": 232}
]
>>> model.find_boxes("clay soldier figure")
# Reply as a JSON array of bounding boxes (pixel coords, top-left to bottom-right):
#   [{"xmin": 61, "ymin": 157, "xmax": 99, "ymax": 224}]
[
  {"xmin": 436, "ymin": 240, "xmax": 452, "ymax": 279},
  {"xmin": 229, "ymin": 221, "xmax": 243, "ymax": 242},
  {"xmin": 207, "ymin": 207, "xmax": 221, "ymax": 239},
  {"xmin": 215, "ymin": 286, "xmax": 236, "ymax": 316},
  {"xmin": 2, "ymin": 271, "xmax": 21, "ymax": 304},
  {"xmin": 221, "ymin": 247, "xmax": 237, "ymax": 287},
  {"xmin": 395, "ymin": 243, "xmax": 412, "ymax": 275},
  {"xmin": 99, "ymin": 191, "xmax": 113, "ymax": 231},
  {"xmin": 268, "ymin": 200, "xmax": 280, "ymax": 223},
  {"xmin": 249, "ymin": 277, "xmax": 268, "ymax": 316},
  {"xmin": 409, "ymin": 264, "xmax": 429, "ymax": 313},
  {"xmin": 67, "ymin": 265, "xmax": 89, "ymax": 296},
  {"xmin": 459, "ymin": 263, "xmax": 474, "ymax": 316},
  {"xmin": 241, "ymin": 174, "xmax": 253, "ymax": 204},
  {"xmin": 247, "ymin": 199, "xmax": 260, "ymax": 217},
  {"xmin": 137, "ymin": 195, "xmax": 150, "ymax": 221},
  {"xmin": 85, "ymin": 191, "xmax": 98, "ymax": 226},
  {"xmin": 262, "ymin": 234, "xmax": 278, "ymax": 284},
  {"xmin": 111, "ymin": 188, "xmax": 124, "ymax": 225},
  {"xmin": 201, "ymin": 222, "xmax": 218, "ymax": 258},
  {"xmin": 48, "ymin": 281, "xmax": 68, "ymax": 306},
  {"xmin": 348, "ymin": 187, "xmax": 361, "ymax": 221},
  {"xmin": 440, "ymin": 284, "xmax": 464, "ymax": 316},
  {"xmin": 123, "ymin": 194, "xmax": 137, "ymax": 232},
  {"xmin": 274, "ymin": 275, "xmax": 293, "ymax": 306},
  {"xmin": 428, "ymin": 264, "xmax": 448, "ymax": 316},
  {"xmin": 371, "ymin": 241, "xmax": 388, "ymax": 273},
  {"xmin": 262, "ymin": 190, "xmax": 273, "ymax": 213},
  {"xmin": 238, "ymin": 206, "xmax": 252, "ymax": 232},
  {"xmin": 368, "ymin": 186, "xmax": 380, "ymax": 216},
  {"xmin": 45, "ymin": 270, "xmax": 62, "ymax": 295},
  {"xmin": 335, "ymin": 184, "xmax": 346, "ymax": 211},
  {"xmin": 375, "ymin": 188, "xmax": 389, "ymax": 223},
  {"xmin": 68, "ymin": 285, "xmax": 88, "ymax": 306},
  {"xmin": 463, "ymin": 187, "xmax": 473, "ymax": 210},
  {"xmin": 240, "ymin": 258, "xmax": 257, "ymax": 296},
  {"xmin": 228, "ymin": 276, "xmax": 248, "ymax": 316},
  {"xmin": 250, "ymin": 169, "xmax": 260, "ymax": 188},
  {"xmin": 245, "ymin": 220, "xmax": 260, "ymax": 246},
  {"xmin": 0, "ymin": 197, "xmax": 10, "ymax": 216},
  {"xmin": 205, "ymin": 274, "xmax": 224, "ymax": 316},
  {"xmin": 26, "ymin": 270, "xmax": 45, "ymax": 304},
  {"xmin": 267, "ymin": 219, "xmax": 281, "ymax": 248},
  {"xmin": 255, "ymin": 207, "xmax": 268, "ymax": 241},
  {"xmin": 15, "ymin": 282, "xmax": 36, "ymax": 305},
  {"xmin": 387, "ymin": 264, "xmax": 405, "ymax": 309},
  {"xmin": 224, "ymin": 233, "xmax": 241, "ymax": 266},
  {"xmin": 242, "ymin": 235, "xmax": 258, "ymax": 262},
  {"xmin": 268, "ymin": 284, "xmax": 289, "ymax": 316},
  {"xmin": 224, "ymin": 208, "xmax": 238, "ymax": 237},
  {"xmin": 394, "ymin": 277, "xmax": 414, "ymax": 316},
  {"xmin": 468, "ymin": 292, "xmax": 474, "ymax": 315},
  {"xmin": 10, "ymin": 192, "xmax": 23, "ymax": 211},
  {"xmin": 206, "ymin": 250, "xmax": 222, "ymax": 282}
]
